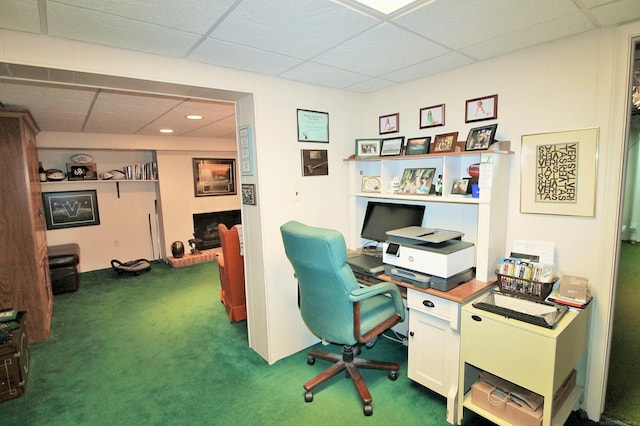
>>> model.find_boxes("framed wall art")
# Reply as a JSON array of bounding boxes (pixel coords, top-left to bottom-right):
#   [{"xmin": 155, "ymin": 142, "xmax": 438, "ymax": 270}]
[
  {"xmin": 520, "ymin": 128, "xmax": 598, "ymax": 216},
  {"xmin": 465, "ymin": 124, "xmax": 498, "ymax": 151},
  {"xmin": 431, "ymin": 132, "xmax": 459, "ymax": 153},
  {"xmin": 297, "ymin": 109, "xmax": 329, "ymax": 142},
  {"xmin": 379, "ymin": 113, "xmax": 399, "ymax": 134},
  {"xmin": 238, "ymin": 124, "xmax": 254, "ymax": 176},
  {"xmin": 42, "ymin": 190, "xmax": 100, "ymax": 230},
  {"xmin": 420, "ymin": 104, "xmax": 445, "ymax": 128},
  {"xmin": 380, "ymin": 136, "xmax": 405, "ymax": 156},
  {"xmin": 241, "ymin": 184, "xmax": 257, "ymax": 205},
  {"xmin": 451, "ymin": 178, "xmax": 471, "ymax": 195},
  {"xmin": 405, "ymin": 137, "xmax": 431, "ymax": 155},
  {"xmin": 301, "ymin": 149, "xmax": 328, "ymax": 176},
  {"xmin": 355, "ymin": 138, "xmax": 382, "ymax": 158},
  {"xmin": 465, "ymin": 94, "xmax": 498, "ymax": 123},
  {"xmin": 193, "ymin": 158, "xmax": 236, "ymax": 197}
]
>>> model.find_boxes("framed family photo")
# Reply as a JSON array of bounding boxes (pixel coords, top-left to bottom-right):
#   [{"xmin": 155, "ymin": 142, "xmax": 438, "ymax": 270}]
[
  {"xmin": 465, "ymin": 94, "xmax": 498, "ymax": 123},
  {"xmin": 355, "ymin": 138, "xmax": 382, "ymax": 158},
  {"xmin": 397, "ymin": 167, "xmax": 436, "ymax": 195},
  {"xmin": 431, "ymin": 132, "xmax": 459, "ymax": 153},
  {"xmin": 420, "ymin": 104, "xmax": 445, "ymax": 128},
  {"xmin": 466, "ymin": 124, "xmax": 498, "ymax": 151},
  {"xmin": 379, "ymin": 113, "xmax": 399, "ymax": 134}
]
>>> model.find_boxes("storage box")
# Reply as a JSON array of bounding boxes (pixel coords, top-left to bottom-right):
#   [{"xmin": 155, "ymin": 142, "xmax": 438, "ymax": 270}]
[
  {"xmin": 471, "ymin": 379, "xmax": 543, "ymax": 426},
  {"xmin": 552, "ymin": 369, "xmax": 577, "ymax": 417},
  {"xmin": 0, "ymin": 313, "xmax": 29, "ymax": 403}
]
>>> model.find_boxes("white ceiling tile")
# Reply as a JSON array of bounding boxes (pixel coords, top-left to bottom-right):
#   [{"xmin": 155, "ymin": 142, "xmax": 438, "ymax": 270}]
[
  {"xmin": 279, "ymin": 61, "xmax": 370, "ymax": 89},
  {"xmin": 345, "ymin": 77, "xmax": 396, "ymax": 93},
  {"xmin": 189, "ymin": 38, "xmax": 302, "ymax": 75},
  {"xmin": 588, "ymin": 0, "xmax": 640, "ymax": 26},
  {"xmin": 394, "ymin": 0, "xmax": 581, "ymax": 49},
  {"xmin": 210, "ymin": 0, "xmax": 378, "ymax": 59},
  {"xmin": 0, "ymin": 0, "xmax": 41, "ymax": 33},
  {"xmin": 51, "ymin": 0, "xmax": 237, "ymax": 34},
  {"xmin": 47, "ymin": 2, "xmax": 202, "ymax": 57},
  {"xmin": 313, "ymin": 23, "xmax": 448, "ymax": 76},
  {"xmin": 460, "ymin": 12, "xmax": 594, "ymax": 61},
  {"xmin": 382, "ymin": 52, "xmax": 475, "ymax": 83}
]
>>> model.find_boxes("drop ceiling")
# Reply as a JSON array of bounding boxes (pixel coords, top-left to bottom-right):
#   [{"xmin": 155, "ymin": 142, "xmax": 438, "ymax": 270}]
[{"xmin": 1, "ymin": 0, "xmax": 639, "ymax": 138}]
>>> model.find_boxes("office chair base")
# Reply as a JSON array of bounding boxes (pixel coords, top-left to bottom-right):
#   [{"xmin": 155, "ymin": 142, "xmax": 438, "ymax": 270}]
[{"xmin": 303, "ymin": 345, "xmax": 399, "ymax": 416}]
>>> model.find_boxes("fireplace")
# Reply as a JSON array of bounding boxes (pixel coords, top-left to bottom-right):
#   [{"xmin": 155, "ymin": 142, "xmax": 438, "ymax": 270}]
[{"xmin": 192, "ymin": 210, "xmax": 241, "ymax": 250}]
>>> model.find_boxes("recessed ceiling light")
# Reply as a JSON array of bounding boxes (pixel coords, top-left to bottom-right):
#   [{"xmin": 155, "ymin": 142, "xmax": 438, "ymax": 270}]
[
  {"xmin": 160, "ymin": 129, "xmax": 174, "ymax": 134},
  {"xmin": 186, "ymin": 115, "xmax": 203, "ymax": 120},
  {"xmin": 353, "ymin": 0, "xmax": 416, "ymax": 14}
]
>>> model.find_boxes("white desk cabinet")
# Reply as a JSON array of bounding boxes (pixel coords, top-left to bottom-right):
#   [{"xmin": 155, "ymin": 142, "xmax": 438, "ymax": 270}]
[
  {"xmin": 456, "ymin": 301, "xmax": 591, "ymax": 425},
  {"xmin": 407, "ymin": 288, "xmax": 461, "ymax": 424}
]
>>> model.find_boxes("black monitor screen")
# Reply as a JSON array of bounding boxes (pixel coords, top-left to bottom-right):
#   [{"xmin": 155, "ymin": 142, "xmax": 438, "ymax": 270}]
[{"xmin": 360, "ymin": 202, "xmax": 425, "ymax": 243}]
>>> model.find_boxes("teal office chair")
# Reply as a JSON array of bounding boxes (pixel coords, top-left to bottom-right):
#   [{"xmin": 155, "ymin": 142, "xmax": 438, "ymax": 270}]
[{"xmin": 280, "ymin": 221, "xmax": 405, "ymax": 416}]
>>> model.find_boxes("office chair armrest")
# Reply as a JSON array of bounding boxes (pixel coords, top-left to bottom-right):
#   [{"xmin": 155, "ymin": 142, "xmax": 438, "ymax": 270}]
[{"xmin": 349, "ymin": 282, "xmax": 404, "ymax": 317}]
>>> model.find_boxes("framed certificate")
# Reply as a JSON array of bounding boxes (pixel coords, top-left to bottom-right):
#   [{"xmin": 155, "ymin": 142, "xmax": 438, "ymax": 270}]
[{"xmin": 297, "ymin": 109, "xmax": 329, "ymax": 143}]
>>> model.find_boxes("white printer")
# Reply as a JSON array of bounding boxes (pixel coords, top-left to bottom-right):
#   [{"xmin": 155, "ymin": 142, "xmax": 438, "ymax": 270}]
[{"xmin": 382, "ymin": 226, "xmax": 475, "ymax": 291}]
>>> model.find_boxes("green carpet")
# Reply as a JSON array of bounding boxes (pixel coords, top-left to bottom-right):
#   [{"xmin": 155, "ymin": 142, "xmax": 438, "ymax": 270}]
[
  {"xmin": 604, "ymin": 242, "xmax": 640, "ymax": 425},
  {"xmin": 0, "ymin": 261, "xmax": 611, "ymax": 425}
]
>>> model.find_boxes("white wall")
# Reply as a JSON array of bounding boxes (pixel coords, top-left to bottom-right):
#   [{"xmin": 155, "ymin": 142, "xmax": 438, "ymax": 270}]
[{"xmin": 2, "ymin": 22, "xmax": 638, "ymax": 419}]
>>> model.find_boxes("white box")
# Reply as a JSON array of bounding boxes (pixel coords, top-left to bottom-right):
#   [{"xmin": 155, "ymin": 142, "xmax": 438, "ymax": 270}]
[{"xmin": 383, "ymin": 241, "xmax": 474, "ymax": 278}]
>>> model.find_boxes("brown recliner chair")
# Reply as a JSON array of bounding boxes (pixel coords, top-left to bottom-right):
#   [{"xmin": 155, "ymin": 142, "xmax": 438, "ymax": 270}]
[{"xmin": 216, "ymin": 224, "xmax": 247, "ymax": 322}]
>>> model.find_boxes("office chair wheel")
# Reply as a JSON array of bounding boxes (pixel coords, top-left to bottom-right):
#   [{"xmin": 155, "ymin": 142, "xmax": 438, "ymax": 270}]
[
  {"xmin": 388, "ymin": 370, "xmax": 398, "ymax": 381},
  {"xmin": 363, "ymin": 404, "xmax": 373, "ymax": 416},
  {"xmin": 365, "ymin": 335, "xmax": 378, "ymax": 349},
  {"xmin": 304, "ymin": 391, "xmax": 313, "ymax": 402},
  {"xmin": 306, "ymin": 355, "xmax": 315, "ymax": 365}
]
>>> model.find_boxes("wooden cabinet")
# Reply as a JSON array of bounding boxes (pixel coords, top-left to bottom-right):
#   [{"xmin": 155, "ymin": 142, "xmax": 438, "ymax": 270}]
[
  {"xmin": 456, "ymin": 300, "xmax": 590, "ymax": 425},
  {"xmin": 0, "ymin": 109, "xmax": 53, "ymax": 342}
]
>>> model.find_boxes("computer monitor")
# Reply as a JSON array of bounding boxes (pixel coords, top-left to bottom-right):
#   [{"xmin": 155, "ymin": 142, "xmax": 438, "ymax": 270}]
[{"xmin": 360, "ymin": 201, "xmax": 425, "ymax": 244}]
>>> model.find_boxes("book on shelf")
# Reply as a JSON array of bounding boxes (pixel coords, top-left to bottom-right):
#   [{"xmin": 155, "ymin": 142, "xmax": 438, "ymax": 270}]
[{"xmin": 546, "ymin": 290, "xmax": 593, "ymax": 309}]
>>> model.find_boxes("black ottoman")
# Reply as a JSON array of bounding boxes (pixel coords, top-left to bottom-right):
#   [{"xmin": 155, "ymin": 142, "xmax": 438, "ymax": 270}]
[{"xmin": 48, "ymin": 244, "xmax": 80, "ymax": 295}]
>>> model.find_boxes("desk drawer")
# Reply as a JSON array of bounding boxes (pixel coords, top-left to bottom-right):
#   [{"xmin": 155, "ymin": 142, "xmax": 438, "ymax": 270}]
[{"xmin": 407, "ymin": 289, "xmax": 456, "ymax": 322}]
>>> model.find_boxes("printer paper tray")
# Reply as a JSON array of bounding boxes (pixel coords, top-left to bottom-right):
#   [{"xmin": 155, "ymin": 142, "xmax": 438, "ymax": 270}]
[{"xmin": 472, "ymin": 291, "xmax": 568, "ymax": 329}]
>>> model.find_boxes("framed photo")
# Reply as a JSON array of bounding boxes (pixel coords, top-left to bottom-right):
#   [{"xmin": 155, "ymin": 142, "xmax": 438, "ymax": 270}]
[
  {"xmin": 301, "ymin": 149, "xmax": 328, "ymax": 176},
  {"xmin": 431, "ymin": 132, "xmax": 459, "ymax": 153},
  {"xmin": 355, "ymin": 138, "xmax": 382, "ymax": 158},
  {"xmin": 193, "ymin": 158, "xmax": 236, "ymax": 197},
  {"xmin": 465, "ymin": 124, "xmax": 498, "ymax": 151},
  {"xmin": 420, "ymin": 104, "xmax": 445, "ymax": 128},
  {"xmin": 297, "ymin": 109, "xmax": 329, "ymax": 142},
  {"xmin": 451, "ymin": 178, "xmax": 470, "ymax": 195},
  {"xmin": 380, "ymin": 136, "xmax": 405, "ymax": 156},
  {"xmin": 379, "ymin": 113, "xmax": 399, "ymax": 134},
  {"xmin": 42, "ymin": 190, "xmax": 100, "ymax": 230},
  {"xmin": 465, "ymin": 94, "xmax": 498, "ymax": 123},
  {"xmin": 238, "ymin": 124, "xmax": 254, "ymax": 176},
  {"xmin": 397, "ymin": 167, "xmax": 436, "ymax": 195},
  {"xmin": 405, "ymin": 137, "xmax": 431, "ymax": 155},
  {"xmin": 521, "ymin": 128, "xmax": 598, "ymax": 217},
  {"xmin": 361, "ymin": 176, "xmax": 381, "ymax": 193},
  {"xmin": 241, "ymin": 184, "xmax": 257, "ymax": 205}
]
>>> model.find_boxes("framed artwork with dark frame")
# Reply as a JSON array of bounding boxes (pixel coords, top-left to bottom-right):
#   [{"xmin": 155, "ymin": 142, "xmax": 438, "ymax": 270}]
[
  {"xmin": 379, "ymin": 113, "xmax": 399, "ymax": 134},
  {"xmin": 193, "ymin": 158, "xmax": 236, "ymax": 197},
  {"xmin": 355, "ymin": 138, "xmax": 382, "ymax": 158},
  {"xmin": 405, "ymin": 137, "xmax": 431, "ymax": 155},
  {"xmin": 451, "ymin": 178, "xmax": 470, "ymax": 195},
  {"xmin": 380, "ymin": 136, "xmax": 405, "ymax": 156},
  {"xmin": 465, "ymin": 94, "xmax": 498, "ymax": 123},
  {"xmin": 465, "ymin": 124, "xmax": 498, "ymax": 151},
  {"xmin": 301, "ymin": 149, "xmax": 328, "ymax": 176},
  {"xmin": 241, "ymin": 184, "xmax": 257, "ymax": 205},
  {"xmin": 297, "ymin": 109, "xmax": 329, "ymax": 142},
  {"xmin": 420, "ymin": 104, "xmax": 445, "ymax": 128},
  {"xmin": 431, "ymin": 132, "xmax": 459, "ymax": 153},
  {"xmin": 42, "ymin": 189, "xmax": 100, "ymax": 230},
  {"xmin": 397, "ymin": 167, "xmax": 436, "ymax": 195}
]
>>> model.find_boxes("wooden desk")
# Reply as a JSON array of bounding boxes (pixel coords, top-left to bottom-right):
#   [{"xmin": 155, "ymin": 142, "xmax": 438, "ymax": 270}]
[{"xmin": 360, "ymin": 273, "xmax": 494, "ymax": 424}]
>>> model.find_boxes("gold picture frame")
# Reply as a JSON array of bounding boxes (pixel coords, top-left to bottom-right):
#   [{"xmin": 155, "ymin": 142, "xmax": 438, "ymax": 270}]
[{"xmin": 520, "ymin": 128, "xmax": 598, "ymax": 216}]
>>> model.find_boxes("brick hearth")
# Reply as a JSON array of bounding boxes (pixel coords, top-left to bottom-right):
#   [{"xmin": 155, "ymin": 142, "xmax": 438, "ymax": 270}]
[{"xmin": 167, "ymin": 248, "xmax": 221, "ymax": 267}]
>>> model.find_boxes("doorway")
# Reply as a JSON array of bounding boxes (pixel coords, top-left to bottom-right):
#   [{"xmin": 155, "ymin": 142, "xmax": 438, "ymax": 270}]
[{"xmin": 604, "ymin": 41, "xmax": 640, "ymax": 426}]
